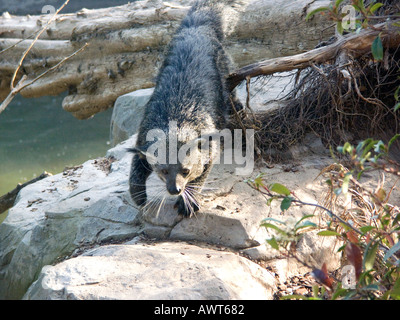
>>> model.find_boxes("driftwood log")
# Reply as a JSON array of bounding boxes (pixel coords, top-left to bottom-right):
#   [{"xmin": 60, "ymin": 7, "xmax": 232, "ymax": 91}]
[
  {"xmin": 227, "ymin": 21, "xmax": 400, "ymax": 90},
  {"xmin": 0, "ymin": 172, "xmax": 52, "ymax": 214},
  {"xmin": 0, "ymin": 0, "xmax": 333, "ymax": 119}
]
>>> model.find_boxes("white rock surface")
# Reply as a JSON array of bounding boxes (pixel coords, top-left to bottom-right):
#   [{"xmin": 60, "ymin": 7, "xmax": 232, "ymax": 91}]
[{"xmin": 24, "ymin": 242, "xmax": 277, "ymax": 300}]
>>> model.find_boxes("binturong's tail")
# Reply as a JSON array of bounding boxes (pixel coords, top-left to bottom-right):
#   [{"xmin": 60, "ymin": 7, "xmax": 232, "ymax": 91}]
[{"xmin": 178, "ymin": 0, "xmax": 224, "ymax": 41}]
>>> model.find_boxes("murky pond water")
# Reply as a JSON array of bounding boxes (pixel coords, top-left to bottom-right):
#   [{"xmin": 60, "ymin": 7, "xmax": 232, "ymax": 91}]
[{"xmin": 0, "ymin": 93, "xmax": 113, "ymax": 221}]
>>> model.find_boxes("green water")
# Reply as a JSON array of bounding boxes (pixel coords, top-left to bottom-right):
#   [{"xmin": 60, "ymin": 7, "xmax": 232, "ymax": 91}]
[{"xmin": 0, "ymin": 93, "xmax": 113, "ymax": 221}]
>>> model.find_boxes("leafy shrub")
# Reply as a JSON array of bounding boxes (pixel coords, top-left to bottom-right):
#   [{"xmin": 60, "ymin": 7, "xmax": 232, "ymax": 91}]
[{"xmin": 246, "ymin": 137, "xmax": 400, "ymax": 299}]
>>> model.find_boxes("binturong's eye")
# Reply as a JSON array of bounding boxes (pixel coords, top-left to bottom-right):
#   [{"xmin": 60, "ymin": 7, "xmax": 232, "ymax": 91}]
[
  {"xmin": 161, "ymin": 169, "xmax": 169, "ymax": 175},
  {"xmin": 181, "ymin": 168, "xmax": 190, "ymax": 177}
]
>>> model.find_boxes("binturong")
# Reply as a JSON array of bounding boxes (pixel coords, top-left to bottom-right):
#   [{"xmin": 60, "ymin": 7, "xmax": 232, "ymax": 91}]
[{"xmin": 128, "ymin": 0, "xmax": 242, "ymax": 217}]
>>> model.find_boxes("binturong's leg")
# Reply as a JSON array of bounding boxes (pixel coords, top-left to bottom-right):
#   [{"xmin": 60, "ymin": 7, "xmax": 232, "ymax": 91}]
[{"xmin": 129, "ymin": 153, "xmax": 152, "ymax": 207}]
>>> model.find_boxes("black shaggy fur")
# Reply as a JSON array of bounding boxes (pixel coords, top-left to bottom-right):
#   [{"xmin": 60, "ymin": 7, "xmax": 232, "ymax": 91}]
[{"xmin": 129, "ymin": 0, "xmax": 239, "ymax": 217}]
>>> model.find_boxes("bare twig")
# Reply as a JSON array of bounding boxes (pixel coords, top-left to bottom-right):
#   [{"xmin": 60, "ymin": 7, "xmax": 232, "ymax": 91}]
[
  {"xmin": 0, "ymin": 42, "xmax": 88, "ymax": 115},
  {"xmin": 10, "ymin": 0, "xmax": 70, "ymax": 90},
  {"xmin": 0, "ymin": 33, "xmax": 35, "ymax": 55}
]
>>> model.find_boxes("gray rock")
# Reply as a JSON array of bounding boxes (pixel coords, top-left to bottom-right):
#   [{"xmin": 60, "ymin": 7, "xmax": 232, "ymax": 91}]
[
  {"xmin": 110, "ymin": 88, "xmax": 154, "ymax": 147},
  {"xmin": 0, "ymin": 137, "xmax": 141, "ymax": 299},
  {"xmin": 24, "ymin": 242, "xmax": 277, "ymax": 300}
]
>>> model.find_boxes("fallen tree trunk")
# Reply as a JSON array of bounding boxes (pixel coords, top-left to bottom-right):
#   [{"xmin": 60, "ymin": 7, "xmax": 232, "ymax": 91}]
[
  {"xmin": 0, "ymin": 0, "xmax": 332, "ymax": 119},
  {"xmin": 227, "ymin": 21, "xmax": 400, "ymax": 90},
  {"xmin": 0, "ymin": 172, "xmax": 52, "ymax": 214}
]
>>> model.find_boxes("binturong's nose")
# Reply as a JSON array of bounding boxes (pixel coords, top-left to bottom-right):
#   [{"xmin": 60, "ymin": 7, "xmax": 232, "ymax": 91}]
[{"xmin": 167, "ymin": 184, "xmax": 182, "ymax": 195}]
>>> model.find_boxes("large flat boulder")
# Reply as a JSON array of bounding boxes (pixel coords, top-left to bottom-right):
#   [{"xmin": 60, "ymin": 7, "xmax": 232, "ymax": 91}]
[{"xmin": 24, "ymin": 241, "xmax": 277, "ymax": 300}]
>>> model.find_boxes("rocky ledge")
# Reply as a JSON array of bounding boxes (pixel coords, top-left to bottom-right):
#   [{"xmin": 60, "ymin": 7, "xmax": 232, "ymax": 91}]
[{"xmin": 0, "ymin": 84, "xmax": 341, "ymax": 300}]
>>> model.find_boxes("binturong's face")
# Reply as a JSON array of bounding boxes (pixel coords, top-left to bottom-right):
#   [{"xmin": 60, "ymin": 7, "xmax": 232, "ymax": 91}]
[
  {"xmin": 135, "ymin": 136, "xmax": 211, "ymax": 197},
  {"xmin": 151, "ymin": 138, "xmax": 208, "ymax": 196}
]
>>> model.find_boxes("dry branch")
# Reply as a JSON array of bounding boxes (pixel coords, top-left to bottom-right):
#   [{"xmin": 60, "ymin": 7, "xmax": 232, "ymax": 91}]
[
  {"xmin": 0, "ymin": 43, "xmax": 88, "ymax": 114},
  {"xmin": 0, "ymin": 172, "xmax": 52, "ymax": 214},
  {"xmin": 227, "ymin": 21, "xmax": 400, "ymax": 90},
  {"xmin": 10, "ymin": 0, "xmax": 70, "ymax": 90}
]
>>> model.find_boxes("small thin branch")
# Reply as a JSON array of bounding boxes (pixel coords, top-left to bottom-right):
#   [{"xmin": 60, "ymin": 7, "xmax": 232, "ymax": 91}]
[
  {"xmin": 0, "ymin": 42, "xmax": 88, "ymax": 115},
  {"xmin": 0, "ymin": 75, "xmax": 27, "ymax": 114},
  {"xmin": 10, "ymin": 0, "xmax": 70, "ymax": 90},
  {"xmin": 348, "ymin": 68, "xmax": 387, "ymax": 108},
  {"xmin": 17, "ymin": 42, "xmax": 89, "ymax": 93},
  {"xmin": 0, "ymin": 33, "xmax": 35, "ymax": 55}
]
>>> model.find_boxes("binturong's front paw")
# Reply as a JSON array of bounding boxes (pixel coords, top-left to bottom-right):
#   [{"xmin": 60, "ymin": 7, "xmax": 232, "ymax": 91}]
[{"xmin": 174, "ymin": 196, "xmax": 200, "ymax": 217}]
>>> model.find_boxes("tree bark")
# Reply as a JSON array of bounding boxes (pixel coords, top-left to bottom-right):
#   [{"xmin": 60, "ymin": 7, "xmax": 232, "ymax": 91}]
[
  {"xmin": 227, "ymin": 22, "xmax": 400, "ymax": 90},
  {"xmin": 0, "ymin": 0, "xmax": 332, "ymax": 119},
  {"xmin": 0, "ymin": 172, "xmax": 52, "ymax": 214}
]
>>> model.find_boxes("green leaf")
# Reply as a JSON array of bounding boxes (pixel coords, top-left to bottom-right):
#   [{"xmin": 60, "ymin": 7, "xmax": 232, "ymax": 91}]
[
  {"xmin": 374, "ymin": 140, "xmax": 385, "ymax": 153},
  {"xmin": 335, "ymin": 0, "xmax": 345, "ymax": 8},
  {"xmin": 336, "ymin": 21, "xmax": 344, "ymax": 35},
  {"xmin": 252, "ymin": 173, "xmax": 266, "ymax": 189},
  {"xmin": 358, "ymin": 0, "xmax": 366, "ymax": 12},
  {"xmin": 260, "ymin": 222, "xmax": 287, "ymax": 235},
  {"xmin": 383, "ymin": 240, "xmax": 400, "ymax": 263},
  {"xmin": 388, "ymin": 134, "xmax": 400, "ymax": 150},
  {"xmin": 371, "ymin": 35, "xmax": 383, "ymax": 61},
  {"xmin": 389, "ymin": 278, "xmax": 400, "ymax": 300},
  {"xmin": 261, "ymin": 217, "xmax": 286, "ymax": 225},
  {"xmin": 312, "ymin": 284, "xmax": 320, "ymax": 298},
  {"xmin": 369, "ymin": 2, "xmax": 383, "ymax": 14},
  {"xmin": 294, "ymin": 214, "xmax": 315, "ymax": 228},
  {"xmin": 266, "ymin": 196, "xmax": 278, "ymax": 206},
  {"xmin": 395, "ymin": 86, "xmax": 400, "ymax": 101},
  {"xmin": 394, "ymin": 102, "xmax": 400, "ymax": 112},
  {"xmin": 338, "ymin": 142, "xmax": 353, "ymax": 154},
  {"xmin": 266, "ymin": 237, "xmax": 279, "ymax": 250},
  {"xmin": 305, "ymin": 6, "xmax": 329, "ymax": 21},
  {"xmin": 361, "ymin": 139, "xmax": 377, "ymax": 159},
  {"xmin": 295, "ymin": 220, "xmax": 318, "ymax": 231},
  {"xmin": 339, "ymin": 222, "xmax": 352, "ymax": 232},
  {"xmin": 269, "ymin": 183, "xmax": 291, "ymax": 196},
  {"xmin": 364, "ymin": 241, "xmax": 379, "ymax": 271},
  {"xmin": 361, "ymin": 284, "xmax": 380, "ymax": 292},
  {"xmin": 280, "ymin": 196, "xmax": 293, "ymax": 211},
  {"xmin": 342, "ymin": 173, "xmax": 352, "ymax": 194},
  {"xmin": 317, "ymin": 230, "xmax": 341, "ymax": 237},
  {"xmin": 360, "ymin": 225, "xmax": 375, "ymax": 234}
]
